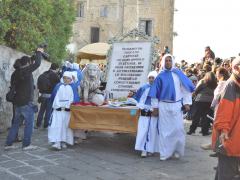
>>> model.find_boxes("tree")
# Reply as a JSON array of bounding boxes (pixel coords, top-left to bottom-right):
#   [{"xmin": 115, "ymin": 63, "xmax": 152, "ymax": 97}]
[
  {"xmin": 0, "ymin": 0, "xmax": 75, "ymax": 64},
  {"xmin": 46, "ymin": 0, "xmax": 75, "ymax": 63}
]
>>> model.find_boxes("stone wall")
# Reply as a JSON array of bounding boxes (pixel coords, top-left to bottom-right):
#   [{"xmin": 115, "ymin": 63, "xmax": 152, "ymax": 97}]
[
  {"xmin": 0, "ymin": 45, "xmax": 51, "ymax": 132},
  {"xmin": 72, "ymin": 0, "xmax": 174, "ymax": 53}
]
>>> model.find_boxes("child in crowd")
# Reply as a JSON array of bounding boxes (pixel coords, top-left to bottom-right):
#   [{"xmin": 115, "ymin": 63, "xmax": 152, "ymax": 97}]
[
  {"xmin": 134, "ymin": 71, "xmax": 159, "ymax": 157},
  {"xmin": 48, "ymin": 71, "xmax": 79, "ymax": 150}
]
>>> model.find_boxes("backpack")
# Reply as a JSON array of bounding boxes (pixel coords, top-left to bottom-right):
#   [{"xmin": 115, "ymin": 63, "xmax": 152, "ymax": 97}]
[
  {"xmin": 6, "ymin": 72, "xmax": 17, "ymax": 103},
  {"xmin": 37, "ymin": 71, "xmax": 51, "ymax": 93}
]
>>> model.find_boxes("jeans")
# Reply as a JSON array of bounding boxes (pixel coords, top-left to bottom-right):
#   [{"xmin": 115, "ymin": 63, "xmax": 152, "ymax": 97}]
[
  {"xmin": 6, "ymin": 103, "xmax": 35, "ymax": 147},
  {"xmin": 11, "ymin": 104, "xmax": 24, "ymax": 140},
  {"xmin": 36, "ymin": 97, "xmax": 52, "ymax": 128}
]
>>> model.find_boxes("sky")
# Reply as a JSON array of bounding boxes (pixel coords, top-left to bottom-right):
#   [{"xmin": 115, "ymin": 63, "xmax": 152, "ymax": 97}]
[{"xmin": 173, "ymin": 0, "xmax": 240, "ymax": 63}]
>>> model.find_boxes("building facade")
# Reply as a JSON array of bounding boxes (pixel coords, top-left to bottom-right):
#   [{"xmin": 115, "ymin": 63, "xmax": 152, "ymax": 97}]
[{"xmin": 71, "ymin": 0, "xmax": 175, "ymax": 54}]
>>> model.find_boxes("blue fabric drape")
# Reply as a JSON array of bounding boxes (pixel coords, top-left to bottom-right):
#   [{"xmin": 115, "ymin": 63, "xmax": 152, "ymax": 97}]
[
  {"xmin": 148, "ymin": 68, "xmax": 195, "ymax": 102},
  {"xmin": 134, "ymin": 84, "xmax": 151, "ymax": 103}
]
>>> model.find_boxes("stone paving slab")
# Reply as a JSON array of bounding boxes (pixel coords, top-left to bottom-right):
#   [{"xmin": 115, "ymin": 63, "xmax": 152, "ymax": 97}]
[
  {"xmin": 0, "ymin": 160, "xmax": 26, "ymax": 169},
  {"xmin": 0, "ymin": 172, "xmax": 19, "ymax": 180},
  {"xmin": 22, "ymin": 173, "xmax": 64, "ymax": 180},
  {"xmin": 5, "ymin": 152, "xmax": 40, "ymax": 161},
  {"xmin": 0, "ymin": 155, "xmax": 12, "ymax": 162},
  {"xmin": 24, "ymin": 159, "xmax": 56, "ymax": 167},
  {"xmin": 0, "ymin": 124, "xmax": 217, "ymax": 180},
  {"xmin": 9, "ymin": 165, "xmax": 41, "ymax": 175}
]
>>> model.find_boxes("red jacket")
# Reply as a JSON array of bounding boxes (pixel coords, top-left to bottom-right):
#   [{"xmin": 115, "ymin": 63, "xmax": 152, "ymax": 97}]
[{"xmin": 212, "ymin": 75, "xmax": 240, "ymax": 157}]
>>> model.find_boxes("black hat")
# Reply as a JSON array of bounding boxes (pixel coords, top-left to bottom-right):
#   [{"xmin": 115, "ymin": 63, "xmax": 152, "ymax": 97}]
[{"xmin": 13, "ymin": 59, "xmax": 21, "ymax": 69}]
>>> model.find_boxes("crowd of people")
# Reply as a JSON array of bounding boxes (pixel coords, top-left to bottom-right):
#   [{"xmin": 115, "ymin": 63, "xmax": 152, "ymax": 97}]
[
  {"xmin": 3, "ymin": 46, "xmax": 240, "ymax": 180},
  {"xmin": 150, "ymin": 46, "xmax": 239, "ymax": 180},
  {"xmin": 134, "ymin": 46, "xmax": 239, "ymax": 180}
]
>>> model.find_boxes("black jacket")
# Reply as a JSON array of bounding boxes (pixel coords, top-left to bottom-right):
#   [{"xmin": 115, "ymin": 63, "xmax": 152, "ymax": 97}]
[
  {"xmin": 40, "ymin": 70, "xmax": 60, "ymax": 94},
  {"xmin": 11, "ymin": 52, "xmax": 42, "ymax": 106}
]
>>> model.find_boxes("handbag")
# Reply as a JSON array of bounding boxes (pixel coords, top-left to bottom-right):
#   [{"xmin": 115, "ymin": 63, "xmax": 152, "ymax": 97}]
[{"xmin": 6, "ymin": 85, "xmax": 16, "ymax": 102}]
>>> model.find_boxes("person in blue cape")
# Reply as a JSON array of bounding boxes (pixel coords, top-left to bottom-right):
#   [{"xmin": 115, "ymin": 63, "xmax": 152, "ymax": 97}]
[
  {"xmin": 71, "ymin": 63, "xmax": 83, "ymax": 86},
  {"xmin": 61, "ymin": 62, "xmax": 82, "ymax": 85},
  {"xmin": 148, "ymin": 54, "xmax": 195, "ymax": 161},
  {"xmin": 48, "ymin": 71, "xmax": 80, "ymax": 150},
  {"xmin": 134, "ymin": 71, "xmax": 159, "ymax": 158}
]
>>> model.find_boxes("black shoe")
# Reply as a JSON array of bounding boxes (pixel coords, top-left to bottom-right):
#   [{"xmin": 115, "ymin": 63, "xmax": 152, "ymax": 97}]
[
  {"xmin": 209, "ymin": 153, "xmax": 218, "ymax": 157},
  {"xmin": 202, "ymin": 132, "xmax": 211, "ymax": 136},
  {"xmin": 187, "ymin": 131, "xmax": 195, "ymax": 135}
]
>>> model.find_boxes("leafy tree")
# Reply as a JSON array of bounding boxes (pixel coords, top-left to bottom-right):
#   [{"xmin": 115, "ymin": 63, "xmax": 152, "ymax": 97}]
[
  {"xmin": 0, "ymin": 0, "xmax": 75, "ymax": 64},
  {"xmin": 46, "ymin": 0, "xmax": 75, "ymax": 63}
]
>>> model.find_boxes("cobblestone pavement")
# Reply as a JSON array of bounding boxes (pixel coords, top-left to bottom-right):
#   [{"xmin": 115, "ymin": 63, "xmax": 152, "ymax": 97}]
[{"xmin": 0, "ymin": 123, "xmax": 217, "ymax": 180}]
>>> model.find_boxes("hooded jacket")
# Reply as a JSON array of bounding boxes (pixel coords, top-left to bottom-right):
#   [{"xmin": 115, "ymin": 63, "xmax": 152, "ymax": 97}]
[{"xmin": 11, "ymin": 52, "xmax": 42, "ymax": 106}]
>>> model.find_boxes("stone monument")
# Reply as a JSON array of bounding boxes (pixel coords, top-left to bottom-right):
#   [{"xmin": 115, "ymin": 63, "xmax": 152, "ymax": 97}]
[{"xmin": 105, "ymin": 28, "xmax": 160, "ymax": 99}]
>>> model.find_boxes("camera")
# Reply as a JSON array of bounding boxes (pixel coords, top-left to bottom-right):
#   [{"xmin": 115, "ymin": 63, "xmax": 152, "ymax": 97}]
[{"xmin": 37, "ymin": 43, "xmax": 49, "ymax": 60}]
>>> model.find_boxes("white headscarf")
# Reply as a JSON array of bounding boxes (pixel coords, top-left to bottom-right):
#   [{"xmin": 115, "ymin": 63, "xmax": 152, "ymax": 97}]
[
  {"xmin": 70, "ymin": 71, "xmax": 78, "ymax": 83},
  {"xmin": 63, "ymin": 71, "xmax": 73, "ymax": 80},
  {"xmin": 72, "ymin": 63, "xmax": 80, "ymax": 70},
  {"xmin": 161, "ymin": 54, "xmax": 175, "ymax": 70},
  {"xmin": 148, "ymin": 71, "xmax": 158, "ymax": 79},
  {"xmin": 64, "ymin": 61, "xmax": 73, "ymax": 69}
]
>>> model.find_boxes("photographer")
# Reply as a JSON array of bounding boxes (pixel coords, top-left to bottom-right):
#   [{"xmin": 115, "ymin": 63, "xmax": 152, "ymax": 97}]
[{"xmin": 5, "ymin": 48, "xmax": 44, "ymax": 150}]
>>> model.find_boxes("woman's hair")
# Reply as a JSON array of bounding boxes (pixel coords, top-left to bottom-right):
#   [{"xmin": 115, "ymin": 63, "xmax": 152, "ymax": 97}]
[
  {"xmin": 212, "ymin": 66, "xmax": 218, "ymax": 74},
  {"xmin": 203, "ymin": 64, "xmax": 212, "ymax": 72},
  {"xmin": 192, "ymin": 68, "xmax": 199, "ymax": 75},
  {"xmin": 204, "ymin": 72, "xmax": 217, "ymax": 89},
  {"xmin": 185, "ymin": 67, "xmax": 192, "ymax": 73},
  {"xmin": 216, "ymin": 67, "xmax": 230, "ymax": 80}
]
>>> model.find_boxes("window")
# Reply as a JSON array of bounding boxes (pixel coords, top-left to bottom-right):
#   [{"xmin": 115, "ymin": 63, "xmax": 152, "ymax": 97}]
[
  {"xmin": 100, "ymin": 6, "xmax": 108, "ymax": 17},
  {"xmin": 91, "ymin": 27, "xmax": 100, "ymax": 43},
  {"xmin": 77, "ymin": 2, "xmax": 84, "ymax": 17},
  {"xmin": 139, "ymin": 20, "xmax": 152, "ymax": 36}
]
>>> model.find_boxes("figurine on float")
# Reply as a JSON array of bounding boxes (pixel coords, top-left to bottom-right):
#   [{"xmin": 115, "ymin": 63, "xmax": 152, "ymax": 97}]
[{"xmin": 79, "ymin": 63, "xmax": 104, "ymax": 105}]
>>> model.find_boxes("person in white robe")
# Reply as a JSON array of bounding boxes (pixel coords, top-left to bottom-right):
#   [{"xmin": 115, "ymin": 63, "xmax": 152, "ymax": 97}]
[
  {"xmin": 135, "ymin": 71, "xmax": 159, "ymax": 157},
  {"xmin": 48, "ymin": 71, "xmax": 76, "ymax": 150},
  {"xmin": 148, "ymin": 54, "xmax": 195, "ymax": 160},
  {"xmin": 60, "ymin": 70, "xmax": 85, "ymax": 144}
]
